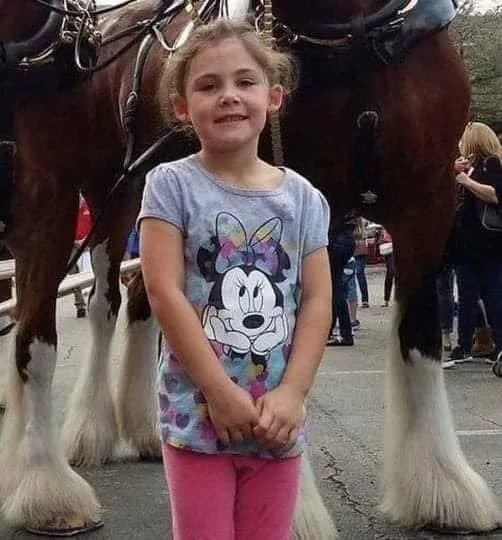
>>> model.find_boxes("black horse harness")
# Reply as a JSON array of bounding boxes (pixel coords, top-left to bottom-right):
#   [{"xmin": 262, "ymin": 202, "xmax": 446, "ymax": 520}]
[{"xmin": 0, "ymin": 0, "xmax": 458, "ymax": 249}]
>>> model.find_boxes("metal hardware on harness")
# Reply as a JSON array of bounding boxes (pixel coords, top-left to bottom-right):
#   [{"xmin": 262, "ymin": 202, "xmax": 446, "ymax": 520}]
[
  {"xmin": 17, "ymin": 0, "xmax": 101, "ymax": 70},
  {"xmin": 66, "ymin": 5, "xmax": 185, "ymax": 272},
  {"xmin": 262, "ymin": 0, "xmax": 284, "ymax": 167},
  {"xmin": 361, "ymin": 190, "xmax": 378, "ymax": 204},
  {"xmin": 151, "ymin": 25, "xmax": 178, "ymax": 53},
  {"xmin": 354, "ymin": 106, "xmax": 382, "ymax": 206},
  {"xmin": 357, "ymin": 110, "xmax": 379, "ymax": 130}
]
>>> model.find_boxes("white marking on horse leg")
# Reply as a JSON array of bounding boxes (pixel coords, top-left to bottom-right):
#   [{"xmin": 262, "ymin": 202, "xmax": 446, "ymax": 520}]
[
  {"xmin": 0, "ymin": 339, "xmax": 101, "ymax": 529},
  {"xmin": 0, "ymin": 324, "xmax": 15, "ymax": 409},
  {"xmin": 116, "ymin": 316, "xmax": 161, "ymax": 459},
  {"xmin": 381, "ymin": 306, "xmax": 501, "ymax": 532},
  {"xmin": 62, "ymin": 242, "xmax": 119, "ymax": 466},
  {"xmin": 292, "ymin": 454, "xmax": 338, "ymax": 540}
]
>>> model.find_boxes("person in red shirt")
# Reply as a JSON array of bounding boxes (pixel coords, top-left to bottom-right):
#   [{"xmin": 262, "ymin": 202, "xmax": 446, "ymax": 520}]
[
  {"xmin": 377, "ymin": 228, "xmax": 394, "ymax": 307},
  {"xmin": 70, "ymin": 195, "xmax": 92, "ymax": 317}
]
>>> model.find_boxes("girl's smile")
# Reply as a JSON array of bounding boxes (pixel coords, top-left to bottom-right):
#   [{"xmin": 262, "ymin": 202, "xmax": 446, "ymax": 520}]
[{"xmin": 174, "ymin": 38, "xmax": 283, "ymax": 154}]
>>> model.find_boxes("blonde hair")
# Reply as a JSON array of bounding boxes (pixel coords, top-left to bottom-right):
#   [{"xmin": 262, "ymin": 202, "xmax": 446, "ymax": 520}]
[
  {"xmin": 159, "ymin": 18, "xmax": 297, "ymax": 120},
  {"xmin": 354, "ymin": 217, "xmax": 366, "ymax": 240},
  {"xmin": 459, "ymin": 122, "xmax": 502, "ymax": 161}
]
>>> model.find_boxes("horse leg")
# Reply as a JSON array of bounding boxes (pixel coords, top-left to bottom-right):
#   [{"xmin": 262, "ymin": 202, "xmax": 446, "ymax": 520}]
[
  {"xmin": 380, "ymin": 219, "xmax": 501, "ymax": 532},
  {"xmin": 115, "ymin": 273, "xmax": 161, "ymax": 459},
  {"xmin": 0, "ymin": 204, "xmax": 101, "ymax": 533},
  {"xmin": 61, "ymin": 240, "xmax": 121, "ymax": 466}
]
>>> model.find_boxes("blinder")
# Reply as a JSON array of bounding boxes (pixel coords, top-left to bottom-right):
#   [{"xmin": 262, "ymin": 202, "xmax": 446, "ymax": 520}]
[
  {"xmin": 0, "ymin": 5, "xmax": 63, "ymax": 67},
  {"xmin": 277, "ymin": 0, "xmax": 411, "ymax": 41},
  {"xmin": 275, "ymin": 0, "xmax": 458, "ymax": 66},
  {"xmin": 0, "ymin": 0, "xmax": 100, "ymax": 99}
]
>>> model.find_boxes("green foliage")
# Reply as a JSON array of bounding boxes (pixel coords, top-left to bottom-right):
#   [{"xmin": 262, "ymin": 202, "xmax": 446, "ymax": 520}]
[{"xmin": 449, "ymin": 1, "xmax": 502, "ymax": 128}]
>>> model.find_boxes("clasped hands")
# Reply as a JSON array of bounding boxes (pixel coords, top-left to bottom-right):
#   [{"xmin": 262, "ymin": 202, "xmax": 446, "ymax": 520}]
[
  {"xmin": 455, "ymin": 155, "xmax": 473, "ymax": 186},
  {"xmin": 205, "ymin": 381, "xmax": 305, "ymax": 452}
]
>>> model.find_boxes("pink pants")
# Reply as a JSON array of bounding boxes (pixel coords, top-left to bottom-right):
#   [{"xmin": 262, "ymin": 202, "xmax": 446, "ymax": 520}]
[{"xmin": 162, "ymin": 445, "xmax": 301, "ymax": 540}]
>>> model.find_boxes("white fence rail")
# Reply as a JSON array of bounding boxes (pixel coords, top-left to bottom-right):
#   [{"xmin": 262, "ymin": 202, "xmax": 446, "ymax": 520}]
[{"xmin": 0, "ymin": 258, "xmax": 141, "ymax": 317}]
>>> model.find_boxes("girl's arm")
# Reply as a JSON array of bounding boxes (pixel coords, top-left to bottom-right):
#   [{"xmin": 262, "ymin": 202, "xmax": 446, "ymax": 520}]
[
  {"xmin": 253, "ymin": 247, "xmax": 332, "ymax": 449},
  {"xmin": 281, "ymin": 246, "xmax": 332, "ymax": 395},
  {"xmin": 140, "ymin": 218, "xmax": 259, "ymax": 445}
]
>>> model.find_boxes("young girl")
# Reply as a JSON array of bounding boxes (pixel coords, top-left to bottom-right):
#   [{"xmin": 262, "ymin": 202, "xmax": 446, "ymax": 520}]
[{"xmin": 138, "ymin": 19, "xmax": 331, "ymax": 540}]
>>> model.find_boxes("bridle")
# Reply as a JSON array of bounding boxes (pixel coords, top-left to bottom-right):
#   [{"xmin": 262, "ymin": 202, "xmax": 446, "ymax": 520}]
[
  {"xmin": 0, "ymin": 0, "xmax": 433, "ymax": 74},
  {"xmin": 0, "ymin": 0, "xmax": 191, "ymax": 75},
  {"xmin": 273, "ymin": 0, "xmax": 415, "ymax": 44},
  {"xmin": 0, "ymin": 0, "xmax": 101, "ymax": 71},
  {"xmin": 0, "ymin": 0, "xmax": 459, "ymax": 316}
]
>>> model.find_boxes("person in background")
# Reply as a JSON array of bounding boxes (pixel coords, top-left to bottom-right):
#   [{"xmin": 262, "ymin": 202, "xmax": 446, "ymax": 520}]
[
  {"xmin": 121, "ymin": 226, "xmax": 140, "ymax": 288},
  {"xmin": 378, "ymin": 227, "xmax": 394, "ymax": 307},
  {"xmin": 345, "ymin": 256, "xmax": 360, "ymax": 330},
  {"xmin": 436, "ymin": 263, "xmax": 455, "ymax": 353},
  {"xmin": 448, "ymin": 122, "xmax": 502, "ymax": 364},
  {"xmin": 70, "ymin": 194, "xmax": 92, "ymax": 318},
  {"xmin": 354, "ymin": 217, "xmax": 370, "ymax": 308},
  {"xmin": 327, "ymin": 214, "xmax": 356, "ymax": 346}
]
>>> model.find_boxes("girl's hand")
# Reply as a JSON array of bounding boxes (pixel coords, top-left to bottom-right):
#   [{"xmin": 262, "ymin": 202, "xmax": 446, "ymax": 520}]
[
  {"xmin": 253, "ymin": 384, "xmax": 305, "ymax": 451},
  {"xmin": 205, "ymin": 381, "xmax": 259, "ymax": 446}
]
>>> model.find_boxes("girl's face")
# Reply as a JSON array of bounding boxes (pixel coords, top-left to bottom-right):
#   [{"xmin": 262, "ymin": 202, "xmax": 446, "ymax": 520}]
[{"xmin": 174, "ymin": 38, "xmax": 283, "ymax": 154}]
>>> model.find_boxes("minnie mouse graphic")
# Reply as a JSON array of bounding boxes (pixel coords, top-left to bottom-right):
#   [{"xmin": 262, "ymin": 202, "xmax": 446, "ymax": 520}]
[{"xmin": 197, "ymin": 212, "xmax": 291, "ymax": 360}]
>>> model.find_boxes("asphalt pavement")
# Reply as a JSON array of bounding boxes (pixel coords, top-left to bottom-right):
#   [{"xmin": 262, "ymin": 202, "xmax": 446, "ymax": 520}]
[{"xmin": 0, "ymin": 265, "xmax": 501, "ymax": 539}]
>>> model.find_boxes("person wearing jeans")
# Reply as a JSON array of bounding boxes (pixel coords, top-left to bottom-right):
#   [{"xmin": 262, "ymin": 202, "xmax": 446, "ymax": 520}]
[
  {"xmin": 436, "ymin": 263, "xmax": 455, "ymax": 352},
  {"xmin": 354, "ymin": 217, "xmax": 369, "ymax": 307},
  {"xmin": 455, "ymin": 259, "xmax": 502, "ymax": 362},
  {"xmin": 327, "ymin": 216, "xmax": 356, "ymax": 346},
  {"xmin": 449, "ymin": 122, "xmax": 502, "ymax": 363},
  {"xmin": 355, "ymin": 255, "xmax": 369, "ymax": 307}
]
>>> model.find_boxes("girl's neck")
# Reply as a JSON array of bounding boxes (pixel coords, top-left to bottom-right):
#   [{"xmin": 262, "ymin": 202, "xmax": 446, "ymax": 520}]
[{"xmin": 197, "ymin": 148, "xmax": 281, "ymax": 190}]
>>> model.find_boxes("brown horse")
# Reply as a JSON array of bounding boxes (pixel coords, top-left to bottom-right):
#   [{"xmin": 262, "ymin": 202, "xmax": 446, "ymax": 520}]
[{"xmin": 0, "ymin": 0, "xmax": 500, "ymax": 537}]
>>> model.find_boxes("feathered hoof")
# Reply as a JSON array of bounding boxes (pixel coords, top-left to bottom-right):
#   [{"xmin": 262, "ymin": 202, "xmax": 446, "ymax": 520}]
[
  {"xmin": 380, "ymin": 461, "xmax": 502, "ymax": 534},
  {"xmin": 25, "ymin": 517, "xmax": 104, "ymax": 537},
  {"xmin": 423, "ymin": 523, "xmax": 502, "ymax": 536}
]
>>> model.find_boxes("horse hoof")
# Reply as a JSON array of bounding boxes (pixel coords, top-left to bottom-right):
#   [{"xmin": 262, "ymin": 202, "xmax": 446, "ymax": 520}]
[
  {"xmin": 138, "ymin": 451, "xmax": 162, "ymax": 462},
  {"xmin": 424, "ymin": 524, "xmax": 502, "ymax": 535},
  {"xmin": 25, "ymin": 517, "xmax": 104, "ymax": 537}
]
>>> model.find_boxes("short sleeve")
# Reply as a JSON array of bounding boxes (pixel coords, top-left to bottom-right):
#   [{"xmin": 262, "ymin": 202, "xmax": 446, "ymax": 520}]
[
  {"xmin": 483, "ymin": 157, "xmax": 502, "ymax": 202},
  {"xmin": 137, "ymin": 164, "xmax": 184, "ymax": 232},
  {"xmin": 303, "ymin": 189, "xmax": 330, "ymax": 256}
]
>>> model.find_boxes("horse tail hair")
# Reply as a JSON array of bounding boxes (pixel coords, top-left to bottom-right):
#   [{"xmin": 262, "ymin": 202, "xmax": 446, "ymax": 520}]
[{"xmin": 292, "ymin": 454, "xmax": 338, "ymax": 539}]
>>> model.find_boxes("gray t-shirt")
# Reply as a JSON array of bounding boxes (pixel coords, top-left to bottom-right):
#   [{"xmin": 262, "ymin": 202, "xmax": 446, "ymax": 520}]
[{"xmin": 138, "ymin": 154, "xmax": 329, "ymax": 458}]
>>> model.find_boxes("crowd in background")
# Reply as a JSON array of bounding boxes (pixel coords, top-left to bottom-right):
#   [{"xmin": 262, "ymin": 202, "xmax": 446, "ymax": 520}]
[{"xmin": 326, "ymin": 121, "xmax": 502, "ymax": 372}]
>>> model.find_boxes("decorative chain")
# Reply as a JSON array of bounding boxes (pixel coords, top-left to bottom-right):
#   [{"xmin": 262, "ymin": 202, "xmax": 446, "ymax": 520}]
[{"xmin": 261, "ymin": 0, "xmax": 284, "ymax": 167}]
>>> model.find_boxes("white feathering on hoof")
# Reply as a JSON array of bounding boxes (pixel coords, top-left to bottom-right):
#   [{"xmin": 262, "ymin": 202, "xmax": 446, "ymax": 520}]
[
  {"xmin": 116, "ymin": 317, "xmax": 161, "ymax": 459},
  {"xmin": 0, "ymin": 323, "xmax": 14, "ymax": 410},
  {"xmin": 62, "ymin": 243, "xmax": 119, "ymax": 465},
  {"xmin": 381, "ymin": 306, "xmax": 502, "ymax": 532},
  {"xmin": 292, "ymin": 454, "xmax": 338, "ymax": 540},
  {"xmin": 0, "ymin": 340, "xmax": 102, "ymax": 531}
]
